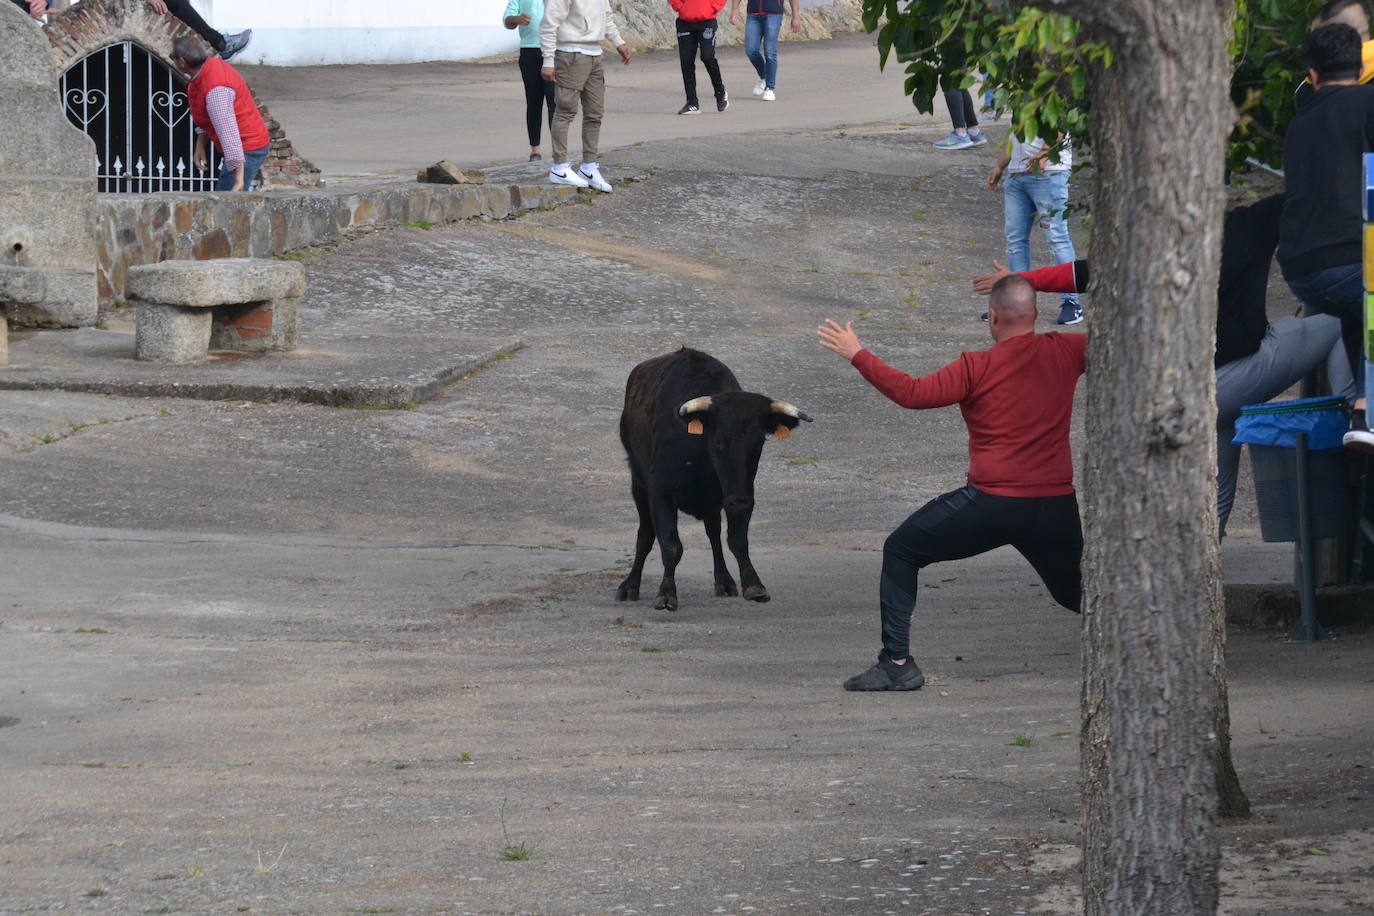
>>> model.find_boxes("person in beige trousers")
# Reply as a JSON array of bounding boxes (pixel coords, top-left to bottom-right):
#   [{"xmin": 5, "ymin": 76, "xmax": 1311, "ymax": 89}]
[{"xmin": 539, "ymin": 0, "xmax": 632, "ymax": 192}]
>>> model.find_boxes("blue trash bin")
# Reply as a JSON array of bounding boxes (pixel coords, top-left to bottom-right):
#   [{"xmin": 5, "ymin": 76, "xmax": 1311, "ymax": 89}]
[{"xmin": 1233, "ymin": 396, "xmax": 1350, "ymax": 543}]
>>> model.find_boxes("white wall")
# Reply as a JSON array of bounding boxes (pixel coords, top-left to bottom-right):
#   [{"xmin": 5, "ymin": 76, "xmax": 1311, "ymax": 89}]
[{"xmin": 204, "ymin": 0, "xmax": 520, "ymax": 66}]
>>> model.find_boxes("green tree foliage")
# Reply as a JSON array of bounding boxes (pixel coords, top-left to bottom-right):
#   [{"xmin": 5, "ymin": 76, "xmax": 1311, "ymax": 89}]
[{"xmin": 865, "ymin": 0, "xmax": 1323, "ymax": 170}]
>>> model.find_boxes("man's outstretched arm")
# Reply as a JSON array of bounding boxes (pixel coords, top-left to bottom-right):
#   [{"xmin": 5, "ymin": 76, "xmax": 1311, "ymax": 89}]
[{"xmin": 818, "ymin": 318, "xmax": 970, "ymax": 409}]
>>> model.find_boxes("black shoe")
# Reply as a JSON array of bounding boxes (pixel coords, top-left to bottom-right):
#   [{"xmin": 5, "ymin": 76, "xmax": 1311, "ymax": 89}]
[
  {"xmin": 843, "ymin": 656, "xmax": 925, "ymax": 691},
  {"xmin": 678, "ymin": 102, "xmax": 701, "ymax": 115},
  {"xmin": 717, "ymin": 91, "xmax": 729, "ymax": 112},
  {"xmin": 220, "ymin": 29, "xmax": 252, "ymax": 60},
  {"xmin": 1345, "ymin": 409, "xmax": 1374, "ymax": 455}
]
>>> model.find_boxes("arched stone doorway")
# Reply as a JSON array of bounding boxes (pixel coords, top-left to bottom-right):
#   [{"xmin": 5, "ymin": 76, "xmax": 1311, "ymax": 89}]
[
  {"xmin": 43, "ymin": 0, "xmax": 318, "ymax": 189},
  {"xmin": 61, "ymin": 40, "xmax": 220, "ymax": 193}
]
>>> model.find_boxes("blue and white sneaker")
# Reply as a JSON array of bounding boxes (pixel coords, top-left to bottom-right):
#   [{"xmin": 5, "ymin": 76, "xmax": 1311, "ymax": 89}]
[
  {"xmin": 1056, "ymin": 301, "xmax": 1084, "ymax": 325},
  {"xmin": 933, "ymin": 131, "xmax": 974, "ymax": 150},
  {"xmin": 965, "ymin": 129, "xmax": 988, "ymax": 146}
]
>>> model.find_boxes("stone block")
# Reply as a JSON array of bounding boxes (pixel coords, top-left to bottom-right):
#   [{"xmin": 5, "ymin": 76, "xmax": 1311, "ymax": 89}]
[
  {"xmin": 125, "ymin": 258, "xmax": 306, "ymax": 306},
  {"xmin": 0, "ymin": 265, "xmax": 47, "ymax": 304},
  {"xmin": 418, "ymin": 160, "xmax": 485, "ymax": 185},
  {"xmin": 134, "ymin": 299, "xmax": 212, "ymax": 363}
]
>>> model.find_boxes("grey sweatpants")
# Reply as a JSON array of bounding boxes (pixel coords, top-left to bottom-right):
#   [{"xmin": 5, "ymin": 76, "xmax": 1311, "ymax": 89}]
[{"xmin": 1216, "ymin": 314, "xmax": 1353, "ymax": 535}]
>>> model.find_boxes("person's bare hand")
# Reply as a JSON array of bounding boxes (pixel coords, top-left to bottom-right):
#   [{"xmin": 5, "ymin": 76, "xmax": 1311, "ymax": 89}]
[
  {"xmin": 617, "ymin": 43, "xmax": 632, "ymax": 64},
  {"xmin": 516, "ymin": 13, "xmax": 532, "ymax": 25},
  {"xmin": 146, "ymin": 0, "xmax": 170, "ymax": 14},
  {"xmin": 789, "ymin": 16, "xmax": 801, "ymax": 32},
  {"xmin": 818, "ymin": 319, "xmax": 863, "ymax": 361},
  {"xmin": 972, "ymin": 260, "xmax": 1012, "ymax": 295},
  {"xmin": 26, "ymin": 0, "xmax": 46, "ymax": 18},
  {"xmin": 986, "ymin": 165, "xmax": 1004, "ymax": 191},
  {"xmin": 729, "ymin": 8, "xmax": 739, "ymax": 25},
  {"xmin": 541, "ymin": 66, "xmax": 555, "ymax": 81}
]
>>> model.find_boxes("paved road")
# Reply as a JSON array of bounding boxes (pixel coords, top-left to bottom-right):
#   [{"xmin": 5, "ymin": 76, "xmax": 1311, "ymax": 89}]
[
  {"xmin": 3, "ymin": 41, "xmax": 1372, "ymax": 915},
  {"xmin": 243, "ymin": 33, "xmax": 945, "ymax": 178}
]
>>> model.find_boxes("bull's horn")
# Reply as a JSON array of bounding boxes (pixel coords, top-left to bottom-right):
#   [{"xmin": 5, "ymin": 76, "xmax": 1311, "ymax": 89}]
[
  {"xmin": 770, "ymin": 400, "xmax": 813, "ymax": 422},
  {"xmin": 678, "ymin": 396, "xmax": 714, "ymax": 417}
]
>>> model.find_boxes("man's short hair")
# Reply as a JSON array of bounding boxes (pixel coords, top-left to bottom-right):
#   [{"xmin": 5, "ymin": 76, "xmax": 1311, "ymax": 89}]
[
  {"xmin": 171, "ymin": 36, "xmax": 211, "ymax": 68},
  {"xmin": 1314, "ymin": 0, "xmax": 1369, "ymax": 32},
  {"xmin": 1307, "ymin": 23, "xmax": 1364, "ymax": 81},
  {"xmin": 988, "ymin": 274, "xmax": 1037, "ymax": 318}
]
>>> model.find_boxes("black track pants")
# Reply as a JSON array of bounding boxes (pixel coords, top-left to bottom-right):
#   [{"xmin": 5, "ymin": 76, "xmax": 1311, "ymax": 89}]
[
  {"xmin": 518, "ymin": 47, "xmax": 556, "ymax": 147},
  {"xmin": 677, "ymin": 17, "xmax": 725, "ymax": 106}
]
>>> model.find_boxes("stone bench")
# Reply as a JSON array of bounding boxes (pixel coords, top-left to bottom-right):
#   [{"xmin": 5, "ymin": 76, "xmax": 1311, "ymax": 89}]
[
  {"xmin": 0, "ymin": 265, "xmax": 47, "ymax": 367},
  {"xmin": 126, "ymin": 258, "xmax": 307, "ymax": 364}
]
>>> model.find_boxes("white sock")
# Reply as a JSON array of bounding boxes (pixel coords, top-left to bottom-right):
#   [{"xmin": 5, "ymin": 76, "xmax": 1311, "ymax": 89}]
[
  {"xmin": 554, "ymin": 162, "xmax": 571, "ymax": 171},
  {"xmin": 581, "ymin": 162, "xmax": 597, "ymax": 171}
]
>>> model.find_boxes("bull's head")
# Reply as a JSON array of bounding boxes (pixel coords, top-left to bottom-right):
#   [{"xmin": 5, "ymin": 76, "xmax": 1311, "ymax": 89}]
[{"xmin": 677, "ymin": 394, "xmax": 813, "ymax": 514}]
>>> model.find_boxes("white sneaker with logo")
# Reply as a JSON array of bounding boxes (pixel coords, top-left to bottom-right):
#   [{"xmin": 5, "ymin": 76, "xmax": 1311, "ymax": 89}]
[
  {"xmin": 752, "ymin": 78, "xmax": 766, "ymax": 96},
  {"xmin": 579, "ymin": 162, "xmax": 612, "ymax": 193},
  {"xmin": 549, "ymin": 164, "xmax": 589, "ymax": 188},
  {"xmin": 762, "ymin": 88, "xmax": 776, "ymax": 101}
]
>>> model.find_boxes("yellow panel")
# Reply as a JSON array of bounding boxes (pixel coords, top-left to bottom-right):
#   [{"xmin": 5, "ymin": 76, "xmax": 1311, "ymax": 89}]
[{"xmin": 1365, "ymin": 225, "xmax": 1374, "ymax": 292}]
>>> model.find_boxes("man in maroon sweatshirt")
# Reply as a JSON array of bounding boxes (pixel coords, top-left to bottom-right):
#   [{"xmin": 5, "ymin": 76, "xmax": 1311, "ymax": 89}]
[
  {"xmin": 671, "ymin": 0, "xmax": 729, "ymax": 114},
  {"xmin": 818, "ymin": 275, "xmax": 1086, "ymax": 691}
]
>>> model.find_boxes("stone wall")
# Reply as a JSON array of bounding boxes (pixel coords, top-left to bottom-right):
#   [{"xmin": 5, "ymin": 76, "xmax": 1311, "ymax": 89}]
[
  {"xmin": 0, "ymin": 1, "xmax": 98, "ymax": 328},
  {"xmin": 612, "ymin": 0, "xmax": 864, "ymax": 49},
  {"xmin": 95, "ymin": 181, "xmax": 577, "ymax": 310},
  {"xmin": 43, "ymin": 0, "xmax": 319, "ymax": 188}
]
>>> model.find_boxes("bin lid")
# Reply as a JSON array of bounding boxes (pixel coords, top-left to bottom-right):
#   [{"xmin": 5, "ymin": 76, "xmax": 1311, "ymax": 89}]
[{"xmin": 1234, "ymin": 396, "xmax": 1349, "ymax": 449}]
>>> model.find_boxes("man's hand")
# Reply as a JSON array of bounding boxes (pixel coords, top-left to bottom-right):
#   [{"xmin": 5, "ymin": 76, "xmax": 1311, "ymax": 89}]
[
  {"xmin": 972, "ymin": 260, "xmax": 1013, "ymax": 295},
  {"xmin": 729, "ymin": 7, "xmax": 739, "ymax": 25},
  {"xmin": 516, "ymin": 13, "xmax": 532, "ymax": 24},
  {"xmin": 26, "ymin": 0, "xmax": 46, "ymax": 18},
  {"xmin": 986, "ymin": 164, "xmax": 1005, "ymax": 191},
  {"xmin": 818, "ymin": 319, "xmax": 864, "ymax": 362},
  {"xmin": 541, "ymin": 66, "xmax": 555, "ymax": 82},
  {"xmin": 617, "ymin": 43, "xmax": 632, "ymax": 65},
  {"xmin": 193, "ymin": 137, "xmax": 208, "ymax": 173},
  {"xmin": 789, "ymin": 15, "xmax": 801, "ymax": 32},
  {"xmin": 146, "ymin": 0, "xmax": 170, "ymax": 14},
  {"xmin": 230, "ymin": 166, "xmax": 244, "ymax": 192}
]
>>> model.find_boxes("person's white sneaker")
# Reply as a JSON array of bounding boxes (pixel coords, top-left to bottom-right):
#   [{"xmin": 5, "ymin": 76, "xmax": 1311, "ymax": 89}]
[
  {"xmin": 762, "ymin": 88, "xmax": 776, "ymax": 101},
  {"xmin": 752, "ymin": 78, "xmax": 766, "ymax": 96},
  {"xmin": 549, "ymin": 164, "xmax": 589, "ymax": 188},
  {"xmin": 578, "ymin": 162, "xmax": 612, "ymax": 193}
]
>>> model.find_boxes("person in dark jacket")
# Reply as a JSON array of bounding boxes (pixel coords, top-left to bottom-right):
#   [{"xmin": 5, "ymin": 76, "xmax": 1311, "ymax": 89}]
[
  {"xmin": 1279, "ymin": 22, "xmax": 1374, "ymax": 452},
  {"xmin": 973, "ymin": 195, "xmax": 1354, "ymax": 535},
  {"xmin": 671, "ymin": 0, "xmax": 729, "ymax": 114}
]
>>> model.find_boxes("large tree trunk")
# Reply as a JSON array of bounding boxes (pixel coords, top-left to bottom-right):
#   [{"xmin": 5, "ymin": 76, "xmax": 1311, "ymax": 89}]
[
  {"xmin": 990, "ymin": 0, "xmax": 1241, "ymax": 907},
  {"xmin": 1071, "ymin": 2, "xmax": 1235, "ymax": 912}
]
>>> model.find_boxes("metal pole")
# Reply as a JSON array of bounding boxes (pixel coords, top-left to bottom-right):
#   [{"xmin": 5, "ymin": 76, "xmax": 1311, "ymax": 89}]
[{"xmin": 1294, "ymin": 432, "xmax": 1321, "ymax": 641}]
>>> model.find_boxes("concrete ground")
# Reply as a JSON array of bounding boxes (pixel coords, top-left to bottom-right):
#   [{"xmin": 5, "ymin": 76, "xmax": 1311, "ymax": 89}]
[{"xmin": 3, "ymin": 37, "xmax": 1373, "ymax": 915}]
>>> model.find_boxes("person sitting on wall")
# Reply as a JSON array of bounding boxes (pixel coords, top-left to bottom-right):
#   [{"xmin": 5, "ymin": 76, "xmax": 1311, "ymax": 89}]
[
  {"xmin": 8, "ymin": 0, "xmax": 251, "ymax": 60},
  {"xmin": 172, "ymin": 35, "xmax": 271, "ymax": 192}
]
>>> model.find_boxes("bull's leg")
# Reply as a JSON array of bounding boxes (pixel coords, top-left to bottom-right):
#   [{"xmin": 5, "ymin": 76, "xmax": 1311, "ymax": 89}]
[
  {"xmin": 703, "ymin": 510, "xmax": 739, "ymax": 597},
  {"xmin": 650, "ymin": 495, "xmax": 684, "ymax": 611},
  {"xmin": 617, "ymin": 481, "xmax": 656, "ymax": 601},
  {"xmin": 725, "ymin": 507, "xmax": 769, "ymax": 603}
]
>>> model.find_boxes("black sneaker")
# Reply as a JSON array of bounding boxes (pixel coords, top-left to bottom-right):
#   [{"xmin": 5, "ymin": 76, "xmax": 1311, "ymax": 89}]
[
  {"xmin": 843, "ymin": 656, "xmax": 925, "ymax": 692},
  {"xmin": 220, "ymin": 29, "xmax": 252, "ymax": 60},
  {"xmin": 717, "ymin": 91, "xmax": 729, "ymax": 112},
  {"xmin": 1345, "ymin": 408, "xmax": 1374, "ymax": 455},
  {"xmin": 678, "ymin": 102, "xmax": 701, "ymax": 115}
]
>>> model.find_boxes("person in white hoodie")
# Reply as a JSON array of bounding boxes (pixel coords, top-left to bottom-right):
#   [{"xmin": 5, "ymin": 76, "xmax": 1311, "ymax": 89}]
[{"xmin": 539, "ymin": 0, "xmax": 632, "ymax": 191}]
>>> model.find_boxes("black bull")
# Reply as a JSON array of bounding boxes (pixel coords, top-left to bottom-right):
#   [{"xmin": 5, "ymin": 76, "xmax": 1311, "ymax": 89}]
[{"xmin": 616, "ymin": 348, "xmax": 812, "ymax": 611}]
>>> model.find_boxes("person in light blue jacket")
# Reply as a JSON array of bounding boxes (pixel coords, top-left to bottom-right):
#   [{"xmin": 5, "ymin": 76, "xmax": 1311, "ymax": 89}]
[{"xmin": 504, "ymin": 0, "xmax": 557, "ymax": 161}]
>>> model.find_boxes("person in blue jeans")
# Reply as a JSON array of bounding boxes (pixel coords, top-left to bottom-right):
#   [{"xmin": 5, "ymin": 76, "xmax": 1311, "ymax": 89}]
[
  {"xmin": 986, "ymin": 133, "xmax": 1081, "ymax": 325},
  {"xmin": 729, "ymin": 0, "xmax": 800, "ymax": 101},
  {"xmin": 1278, "ymin": 22, "xmax": 1374, "ymax": 452}
]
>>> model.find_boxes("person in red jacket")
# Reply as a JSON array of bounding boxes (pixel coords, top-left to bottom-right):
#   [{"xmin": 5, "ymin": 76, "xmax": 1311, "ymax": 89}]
[
  {"xmin": 173, "ymin": 36, "xmax": 271, "ymax": 192},
  {"xmin": 818, "ymin": 275, "xmax": 1086, "ymax": 692},
  {"xmin": 671, "ymin": 0, "xmax": 729, "ymax": 114}
]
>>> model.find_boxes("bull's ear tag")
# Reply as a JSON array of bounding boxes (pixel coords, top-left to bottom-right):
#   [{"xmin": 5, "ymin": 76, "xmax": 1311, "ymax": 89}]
[
  {"xmin": 687, "ymin": 419, "xmax": 704, "ymax": 435},
  {"xmin": 774, "ymin": 425, "xmax": 791, "ymax": 440}
]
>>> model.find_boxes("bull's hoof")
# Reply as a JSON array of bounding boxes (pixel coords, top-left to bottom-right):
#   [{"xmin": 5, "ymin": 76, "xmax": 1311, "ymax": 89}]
[
  {"xmin": 742, "ymin": 584, "xmax": 770, "ymax": 603},
  {"xmin": 616, "ymin": 582, "xmax": 639, "ymax": 601},
  {"xmin": 654, "ymin": 593, "xmax": 679, "ymax": 611},
  {"xmin": 715, "ymin": 577, "xmax": 739, "ymax": 597}
]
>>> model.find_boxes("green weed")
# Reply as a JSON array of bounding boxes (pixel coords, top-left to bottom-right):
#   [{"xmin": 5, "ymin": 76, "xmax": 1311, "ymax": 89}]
[
  {"xmin": 458, "ymin": 752, "xmax": 473, "ymax": 764},
  {"xmin": 74, "ymin": 628, "xmax": 108, "ymax": 634},
  {"xmin": 1009, "ymin": 735, "xmax": 1034, "ymax": 747},
  {"xmin": 640, "ymin": 645, "xmax": 663, "ymax": 653}
]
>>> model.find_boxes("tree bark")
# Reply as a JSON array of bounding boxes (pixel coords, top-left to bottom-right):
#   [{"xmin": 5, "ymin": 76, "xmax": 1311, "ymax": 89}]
[
  {"xmin": 1076, "ymin": 4, "xmax": 1232, "ymax": 912},
  {"xmin": 988, "ymin": 0, "xmax": 1238, "ymax": 910}
]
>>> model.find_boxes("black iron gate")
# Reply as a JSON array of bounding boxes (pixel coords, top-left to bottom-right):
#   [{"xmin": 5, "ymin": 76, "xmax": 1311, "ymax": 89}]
[{"xmin": 60, "ymin": 41, "xmax": 219, "ymax": 193}]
